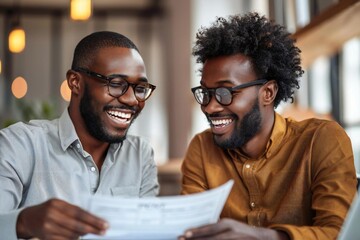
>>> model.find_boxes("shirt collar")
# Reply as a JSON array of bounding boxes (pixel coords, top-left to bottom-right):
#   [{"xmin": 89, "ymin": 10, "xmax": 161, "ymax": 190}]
[
  {"xmin": 59, "ymin": 108, "xmax": 79, "ymax": 151},
  {"xmin": 264, "ymin": 112, "xmax": 287, "ymax": 158},
  {"xmin": 58, "ymin": 109, "xmax": 122, "ymax": 155}
]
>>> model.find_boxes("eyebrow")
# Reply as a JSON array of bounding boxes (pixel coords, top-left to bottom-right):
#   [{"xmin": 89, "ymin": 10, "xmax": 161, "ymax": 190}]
[
  {"xmin": 200, "ymin": 79, "xmax": 235, "ymax": 87},
  {"xmin": 108, "ymin": 74, "xmax": 149, "ymax": 83}
]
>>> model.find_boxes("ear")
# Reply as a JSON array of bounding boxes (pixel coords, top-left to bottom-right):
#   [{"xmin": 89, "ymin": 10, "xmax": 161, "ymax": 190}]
[
  {"xmin": 66, "ymin": 70, "xmax": 81, "ymax": 95},
  {"xmin": 260, "ymin": 80, "xmax": 278, "ymax": 106}
]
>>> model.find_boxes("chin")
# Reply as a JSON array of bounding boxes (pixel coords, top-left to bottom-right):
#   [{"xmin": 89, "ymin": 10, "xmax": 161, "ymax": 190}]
[{"xmin": 213, "ymin": 135, "xmax": 228, "ymax": 147}]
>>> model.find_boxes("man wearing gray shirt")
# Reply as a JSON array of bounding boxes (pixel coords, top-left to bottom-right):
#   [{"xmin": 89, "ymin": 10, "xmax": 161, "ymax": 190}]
[{"xmin": 0, "ymin": 31, "xmax": 159, "ymax": 239}]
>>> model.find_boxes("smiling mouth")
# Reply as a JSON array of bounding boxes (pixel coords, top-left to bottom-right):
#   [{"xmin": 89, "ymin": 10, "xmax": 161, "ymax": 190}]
[
  {"xmin": 107, "ymin": 110, "xmax": 133, "ymax": 123},
  {"xmin": 211, "ymin": 118, "xmax": 233, "ymax": 128}
]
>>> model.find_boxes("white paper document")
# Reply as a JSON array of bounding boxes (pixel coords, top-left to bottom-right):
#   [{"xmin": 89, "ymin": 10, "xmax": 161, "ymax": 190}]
[{"xmin": 82, "ymin": 180, "xmax": 234, "ymax": 240}]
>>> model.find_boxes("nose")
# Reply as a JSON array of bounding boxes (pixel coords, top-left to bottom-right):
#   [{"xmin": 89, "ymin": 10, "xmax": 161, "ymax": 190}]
[
  {"xmin": 201, "ymin": 95, "xmax": 224, "ymax": 114},
  {"xmin": 117, "ymin": 86, "xmax": 138, "ymax": 106}
]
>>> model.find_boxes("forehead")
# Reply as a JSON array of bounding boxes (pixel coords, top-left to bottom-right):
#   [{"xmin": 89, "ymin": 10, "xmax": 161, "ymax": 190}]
[
  {"xmin": 91, "ymin": 47, "xmax": 146, "ymax": 76},
  {"xmin": 201, "ymin": 54, "xmax": 257, "ymax": 86}
]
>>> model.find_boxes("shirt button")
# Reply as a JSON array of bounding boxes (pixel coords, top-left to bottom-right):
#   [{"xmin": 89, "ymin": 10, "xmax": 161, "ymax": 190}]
[
  {"xmin": 250, "ymin": 202, "xmax": 256, "ymax": 208},
  {"xmin": 90, "ymin": 166, "xmax": 96, "ymax": 172},
  {"xmin": 76, "ymin": 143, "xmax": 80, "ymax": 149},
  {"xmin": 245, "ymin": 164, "xmax": 251, "ymax": 169}
]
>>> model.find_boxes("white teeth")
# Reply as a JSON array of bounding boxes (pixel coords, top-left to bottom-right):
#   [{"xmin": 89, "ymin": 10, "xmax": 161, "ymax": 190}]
[
  {"xmin": 211, "ymin": 119, "xmax": 233, "ymax": 126},
  {"xmin": 107, "ymin": 110, "xmax": 132, "ymax": 119}
]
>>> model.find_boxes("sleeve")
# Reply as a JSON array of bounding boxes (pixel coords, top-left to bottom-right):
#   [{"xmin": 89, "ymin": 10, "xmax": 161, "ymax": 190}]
[
  {"xmin": 0, "ymin": 126, "xmax": 29, "ymax": 240},
  {"xmin": 0, "ymin": 210, "xmax": 22, "ymax": 240},
  {"xmin": 181, "ymin": 134, "xmax": 209, "ymax": 195},
  {"xmin": 270, "ymin": 121, "xmax": 357, "ymax": 240},
  {"xmin": 139, "ymin": 138, "xmax": 159, "ymax": 197}
]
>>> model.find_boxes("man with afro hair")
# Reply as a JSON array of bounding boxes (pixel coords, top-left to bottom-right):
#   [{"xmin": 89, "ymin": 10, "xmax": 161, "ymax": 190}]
[{"xmin": 180, "ymin": 12, "xmax": 357, "ymax": 240}]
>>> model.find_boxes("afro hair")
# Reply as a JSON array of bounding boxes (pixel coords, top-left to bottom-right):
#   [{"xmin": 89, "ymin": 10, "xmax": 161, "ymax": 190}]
[{"xmin": 193, "ymin": 12, "xmax": 304, "ymax": 107}]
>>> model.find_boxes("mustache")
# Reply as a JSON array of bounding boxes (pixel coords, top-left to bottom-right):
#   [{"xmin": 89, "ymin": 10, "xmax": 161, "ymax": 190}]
[
  {"xmin": 206, "ymin": 113, "xmax": 237, "ymax": 119},
  {"xmin": 104, "ymin": 105, "xmax": 138, "ymax": 113}
]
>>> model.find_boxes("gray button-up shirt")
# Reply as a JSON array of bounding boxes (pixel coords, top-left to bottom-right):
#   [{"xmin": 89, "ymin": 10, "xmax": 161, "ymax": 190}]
[{"xmin": 0, "ymin": 109, "xmax": 159, "ymax": 239}]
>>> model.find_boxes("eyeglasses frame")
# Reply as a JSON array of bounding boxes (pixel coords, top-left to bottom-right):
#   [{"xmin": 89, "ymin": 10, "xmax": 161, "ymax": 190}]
[
  {"xmin": 73, "ymin": 67, "xmax": 156, "ymax": 102},
  {"xmin": 191, "ymin": 78, "xmax": 268, "ymax": 106}
]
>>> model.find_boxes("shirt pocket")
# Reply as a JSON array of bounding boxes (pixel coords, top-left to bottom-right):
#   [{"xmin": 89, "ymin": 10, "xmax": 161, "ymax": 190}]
[{"xmin": 110, "ymin": 186, "xmax": 139, "ymax": 197}]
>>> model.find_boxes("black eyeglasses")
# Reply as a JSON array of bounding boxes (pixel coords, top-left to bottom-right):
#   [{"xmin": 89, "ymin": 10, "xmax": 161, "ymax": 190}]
[
  {"xmin": 191, "ymin": 79, "xmax": 268, "ymax": 106},
  {"xmin": 74, "ymin": 67, "xmax": 156, "ymax": 102}
]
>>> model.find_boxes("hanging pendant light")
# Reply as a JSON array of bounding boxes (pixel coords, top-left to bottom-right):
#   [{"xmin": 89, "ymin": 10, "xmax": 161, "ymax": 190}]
[
  {"xmin": 9, "ymin": 27, "xmax": 26, "ymax": 53},
  {"xmin": 8, "ymin": 3, "xmax": 25, "ymax": 54},
  {"xmin": 70, "ymin": 0, "xmax": 92, "ymax": 20}
]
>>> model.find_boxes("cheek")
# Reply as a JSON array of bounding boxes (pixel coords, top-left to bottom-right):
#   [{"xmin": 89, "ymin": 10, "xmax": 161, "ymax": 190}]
[
  {"xmin": 82, "ymin": 81, "xmax": 105, "ymax": 97},
  {"xmin": 230, "ymin": 94, "xmax": 258, "ymax": 116},
  {"xmin": 90, "ymin": 87, "xmax": 112, "ymax": 104},
  {"xmin": 138, "ymin": 102, "xmax": 145, "ymax": 111},
  {"xmin": 95, "ymin": 86, "xmax": 110, "ymax": 98},
  {"xmin": 232, "ymin": 98, "xmax": 250, "ymax": 109}
]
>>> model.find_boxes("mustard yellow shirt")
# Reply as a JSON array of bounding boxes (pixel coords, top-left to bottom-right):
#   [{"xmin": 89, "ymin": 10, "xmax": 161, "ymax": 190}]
[{"xmin": 181, "ymin": 113, "xmax": 357, "ymax": 240}]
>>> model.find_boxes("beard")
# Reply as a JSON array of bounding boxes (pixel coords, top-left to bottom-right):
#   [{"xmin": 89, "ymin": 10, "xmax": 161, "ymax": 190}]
[
  {"xmin": 79, "ymin": 84, "xmax": 136, "ymax": 143},
  {"xmin": 214, "ymin": 99, "xmax": 262, "ymax": 150}
]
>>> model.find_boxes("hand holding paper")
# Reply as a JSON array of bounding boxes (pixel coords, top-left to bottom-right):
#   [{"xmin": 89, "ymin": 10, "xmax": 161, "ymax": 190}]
[{"xmin": 83, "ymin": 180, "xmax": 234, "ymax": 239}]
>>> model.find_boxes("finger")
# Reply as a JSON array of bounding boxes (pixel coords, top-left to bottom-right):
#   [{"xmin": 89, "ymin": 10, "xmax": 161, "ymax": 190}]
[
  {"xmin": 184, "ymin": 218, "xmax": 241, "ymax": 239},
  {"xmin": 183, "ymin": 223, "xmax": 227, "ymax": 239},
  {"xmin": 34, "ymin": 199, "xmax": 107, "ymax": 237},
  {"xmin": 71, "ymin": 206, "xmax": 109, "ymax": 232},
  {"xmin": 182, "ymin": 228, "xmax": 243, "ymax": 240},
  {"xmin": 51, "ymin": 199, "xmax": 108, "ymax": 228},
  {"xmin": 55, "ymin": 211, "xmax": 107, "ymax": 237},
  {"xmin": 51, "ymin": 201, "xmax": 108, "ymax": 235},
  {"xmin": 17, "ymin": 199, "xmax": 105, "ymax": 239},
  {"xmin": 40, "ymin": 206, "xmax": 87, "ymax": 238}
]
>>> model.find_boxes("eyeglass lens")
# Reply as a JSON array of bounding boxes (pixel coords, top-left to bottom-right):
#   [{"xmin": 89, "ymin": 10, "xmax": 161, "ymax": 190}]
[
  {"xmin": 194, "ymin": 88, "xmax": 233, "ymax": 106},
  {"xmin": 108, "ymin": 78, "xmax": 153, "ymax": 101},
  {"xmin": 215, "ymin": 88, "xmax": 232, "ymax": 105}
]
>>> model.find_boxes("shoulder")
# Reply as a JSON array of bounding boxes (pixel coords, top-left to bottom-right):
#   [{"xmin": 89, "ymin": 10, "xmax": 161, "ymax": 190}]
[
  {"xmin": 0, "ymin": 119, "xmax": 59, "ymax": 146},
  {"xmin": 0, "ymin": 121, "xmax": 38, "ymax": 140},
  {"xmin": 0, "ymin": 122, "xmax": 41, "ymax": 160},
  {"xmin": 286, "ymin": 117, "xmax": 346, "ymax": 137},
  {"xmin": 1, "ymin": 118, "xmax": 58, "ymax": 133},
  {"xmin": 123, "ymin": 134, "xmax": 151, "ymax": 146},
  {"xmin": 285, "ymin": 118, "xmax": 352, "ymax": 157},
  {"xmin": 122, "ymin": 135, "xmax": 153, "ymax": 152},
  {"xmin": 28, "ymin": 118, "xmax": 59, "ymax": 133},
  {"xmin": 117, "ymin": 135, "xmax": 155, "ymax": 166}
]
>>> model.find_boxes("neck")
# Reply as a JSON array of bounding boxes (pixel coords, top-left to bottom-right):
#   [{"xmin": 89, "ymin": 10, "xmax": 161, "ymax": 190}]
[
  {"xmin": 68, "ymin": 105, "xmax": 110, "ymax": 171},
  {"xmin": 82, "ymin": 139, "xmax": 110, "ymax": 171},
  {"xmin": 240, "ymin": 111, "xmax": 275, "ymax": 159}
]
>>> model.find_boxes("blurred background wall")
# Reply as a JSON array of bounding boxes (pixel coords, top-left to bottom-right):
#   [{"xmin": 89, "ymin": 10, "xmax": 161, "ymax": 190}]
[{"xmin": 1, "ymin": 0, "xmax": 360, "ymax": 191}]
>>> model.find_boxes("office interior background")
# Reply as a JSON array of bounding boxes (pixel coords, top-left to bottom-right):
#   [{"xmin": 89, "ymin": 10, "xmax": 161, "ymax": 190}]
[{"xmin": 1, "ymin": 0, "xmax": 360, "ymax": 194}]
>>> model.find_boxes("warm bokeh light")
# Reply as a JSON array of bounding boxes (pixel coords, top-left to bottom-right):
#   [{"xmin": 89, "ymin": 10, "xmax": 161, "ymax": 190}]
[
  {"xmin": 0, "ymin": 60, "xmax": 2, "ymax": 74},
  {"xmin": 70, "ymin": 0, "xmax": 92, "ymax": 20},
  {"xmin": 12, "ymin": 76, "xmax": 28, "ymax": 99},
  {"xmin": 60, "ymin": 79, "xmax": 71, "ymax": 101},
  {"xmin": 9, "ymin": 28, "xmax": 26, "ymax": 53}
]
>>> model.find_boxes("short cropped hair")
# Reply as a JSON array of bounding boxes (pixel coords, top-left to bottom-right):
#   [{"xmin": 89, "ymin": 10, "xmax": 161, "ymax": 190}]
[
  {"xmin": 71, "ymin": 31, "xmax": 139, "ymax": 70},
  {"xmin": 193, "ymin": 12, "xmax": 303, "ymax": 107}
]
